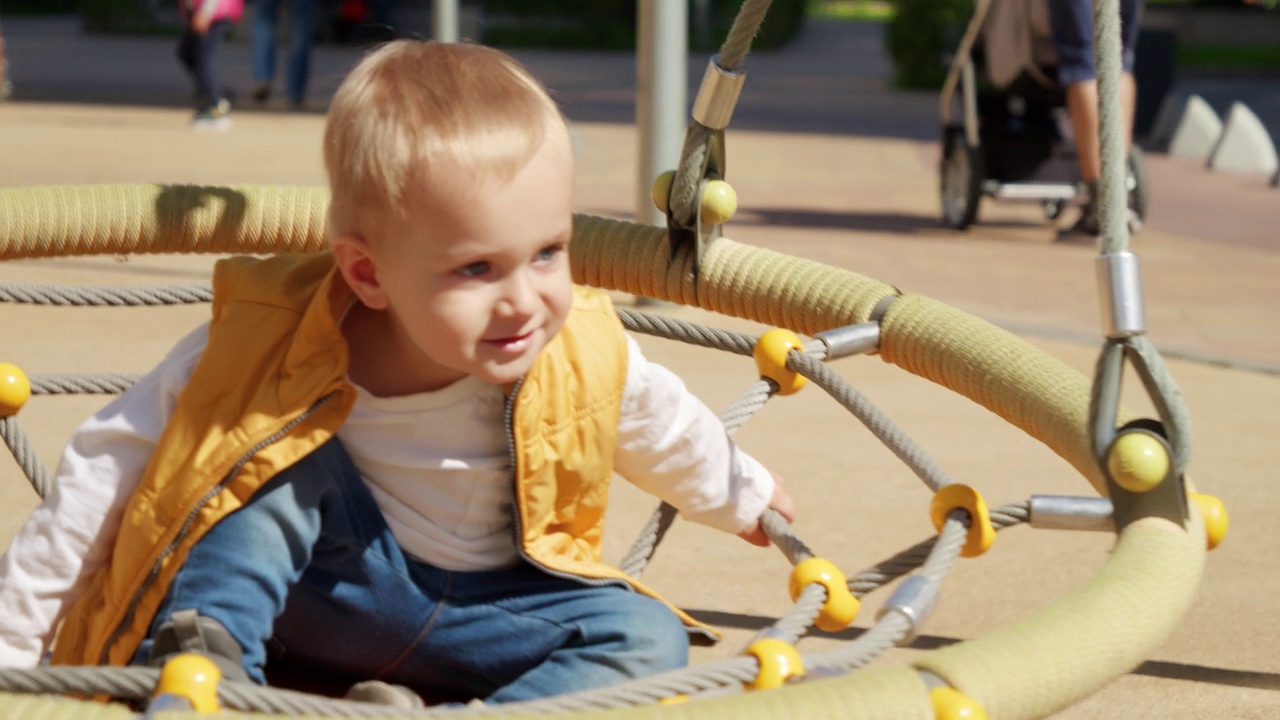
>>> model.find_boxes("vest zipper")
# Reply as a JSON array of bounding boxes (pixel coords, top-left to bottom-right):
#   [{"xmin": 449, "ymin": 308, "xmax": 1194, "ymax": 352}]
[
  {"xmin": 99, "ymin": 392, "xmax": 339, "ymax": 664},
  {"xmin": 505, "ymin": 378, "xmax": 626, "ymax": 590}
]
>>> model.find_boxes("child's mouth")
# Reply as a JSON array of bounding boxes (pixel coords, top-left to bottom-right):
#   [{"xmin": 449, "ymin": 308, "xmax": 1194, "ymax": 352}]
[{"xmin": 485, "ymin": 331, "xmax": 534, "ymax": 354}]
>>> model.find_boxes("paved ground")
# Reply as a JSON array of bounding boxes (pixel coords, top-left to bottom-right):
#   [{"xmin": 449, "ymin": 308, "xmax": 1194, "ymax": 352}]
[{"xmin": 1, "ymin": 13, "xmax": 1278, "ymax": 719}]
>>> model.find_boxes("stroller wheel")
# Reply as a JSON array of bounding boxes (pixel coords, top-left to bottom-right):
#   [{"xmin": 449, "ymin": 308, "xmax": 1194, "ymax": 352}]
[
  {"xmin": 1126, "ymin": 146, "xmax": 1149, "ymax": 223},
  {"xmin": 940, "ymin": 127, "xmax": 984, "ymax": 230},
  {"xmin": 1042, "ymin": 199, "xmax": 1064, "ymax": 221}
]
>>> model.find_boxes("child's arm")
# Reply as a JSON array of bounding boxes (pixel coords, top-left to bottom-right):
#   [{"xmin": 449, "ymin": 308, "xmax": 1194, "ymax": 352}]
[
  {"xmin": 736, "ymin": 475, "xmax": 796, "ymax": 547},
  {"xmin": 0, "ymin": 323, "xmax": 209, "ymax": 666},
  {"xmin": 613, "ymin": 336, "xmax": 791, "ymax": 543}
]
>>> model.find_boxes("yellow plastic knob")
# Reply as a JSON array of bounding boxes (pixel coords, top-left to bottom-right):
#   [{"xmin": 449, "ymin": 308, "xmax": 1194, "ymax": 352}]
[
  {"xmin": 153, "ymin": 653, "xmax": 222, "ymax": 714},
  {"xmin": 1190, "ymin": 493, "xmax": 1228, "ymax": 550},
  {"xmin": 0, "ymin": 363, "xmax": 31, "ymax": 418},
  {"xmin": 1106, "ymin": 430, "xmax": 1171, "ymax": 493},
  {"xmin": 929, "ymin": 686, "xmax": 988, "ymax": 719},
  {"xmin": 788, "ymin": 558, "xmax": 860, "ymax": 632},
  {"xmin": 753, "ymin": 328, "xmax": 807, "ymax": 396},
  {"xmin": 699, "ymin": 179, "xmax": 738, "ymax": 226},
  {"xmin": 743, "ymin": 638, "xmax": 804, "ymax": 691},
  {"xmin": 650, "ymin": 170, "xmax": 675, "ymax": 214},
  {"xmin": 930, "ymin": 484, "xmax": 995, "ymax": 558}
]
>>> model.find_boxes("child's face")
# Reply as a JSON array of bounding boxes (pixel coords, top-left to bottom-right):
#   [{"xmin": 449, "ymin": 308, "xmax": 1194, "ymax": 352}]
[{"xmin": 360, "ymin": 131, "xmax": 575, "ymax": 391}]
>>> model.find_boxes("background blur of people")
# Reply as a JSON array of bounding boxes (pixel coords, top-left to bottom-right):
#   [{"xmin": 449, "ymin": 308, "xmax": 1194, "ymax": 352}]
[
  {"xmin": 0, "ymin": 15, "xmax": 11, "ymax": 100},
  {"xmin": 251, "ymin": 0, "xmax": 317, "ymax": 109},
  {"xmin": 178, "ymin": 0, "xmax": 245, "ymax": 128},
  {"xmin": 1048, "ymin": 0, "xmax": 1143, "ymax": 239}
]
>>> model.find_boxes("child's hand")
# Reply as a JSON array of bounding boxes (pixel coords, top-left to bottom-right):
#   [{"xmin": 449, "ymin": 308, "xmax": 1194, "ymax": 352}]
[
  {"xmin": 738, "ymin": 474, "xmax": 795, "ymax": 547},
  {"xmin": 193, "ymin": 13, "xmax": 213, "ymax": 34}
]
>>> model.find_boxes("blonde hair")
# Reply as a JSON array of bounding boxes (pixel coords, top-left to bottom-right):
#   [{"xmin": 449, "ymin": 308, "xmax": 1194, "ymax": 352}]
[{"xmin": 324, "ymin": 40, "xmax": 566, "ymax": 239}]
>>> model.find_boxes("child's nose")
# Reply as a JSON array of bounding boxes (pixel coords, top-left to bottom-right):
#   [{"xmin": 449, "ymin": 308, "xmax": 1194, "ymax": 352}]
[{"xmin": 496, "ymin": 271, "xmax": 538, "ymax": 317}]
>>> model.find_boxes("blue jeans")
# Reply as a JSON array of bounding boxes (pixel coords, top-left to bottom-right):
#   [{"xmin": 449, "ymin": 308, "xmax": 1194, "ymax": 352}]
[
  {"xmin": 132, "ymin": 437, "xmax": 688, "ymax": 703},
  {"xmin": 251, "ymin": 0, "xmax": 316, "ymax": 104},
  {"xmin": 176, "ymin": 19, "xmax": 230, "ymax": 107}
]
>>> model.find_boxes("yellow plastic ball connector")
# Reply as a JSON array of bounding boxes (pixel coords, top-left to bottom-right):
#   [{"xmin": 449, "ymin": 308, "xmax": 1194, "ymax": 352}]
[
  {"xmin": 929, "ymin": 686, "xmax": 988, "ymax": 719},
  {"xmin": 743, "ymin": 638, "xmax": 804, "ymax": 691},
  {"xmin": 1106, "ymin": 429, "xmax": 1172, "ymax": 494},
  {"xmin": 929, "ymin": 484, "xmax": 995, "ymax": 558},
  {"xmin": 789, "ymin": 558, "xmax": 860, "ymax": 632},
  {"xmin": 152, "ymin": 653, "xmax": 222, "ymax": 714},
  {"xmin": 650, "ymin": 170, "xmax": 675, "ymax": 214},
  {"xmin": 0, "ymin": 363, "xmax": 31, "ymax": 418},
  {"xmin": 753, "ymin": 329, "xmax": 808, "ymax": 396},
  {"xmin": 1190, "ymin": 493, "xmax": 1229, "ymax": 550},
  {"xmin": 699, "ymin": 179, "xmax": 738, "ymax": 226}
]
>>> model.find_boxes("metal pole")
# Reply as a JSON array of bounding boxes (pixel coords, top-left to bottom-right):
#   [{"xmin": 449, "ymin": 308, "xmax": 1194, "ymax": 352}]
[
  {"xmin": 636, "ymin": 0, "xmax": 688, "ymax": 228},
  {"xmin": 434, "ymin": 0, "xmax": 459, "ymax": 42}
]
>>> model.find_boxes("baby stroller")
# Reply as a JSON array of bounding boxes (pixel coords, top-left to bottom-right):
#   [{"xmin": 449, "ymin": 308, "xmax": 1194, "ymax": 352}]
[{"xmin": 938, "ymin": 0, "xmax": 1148, "ymax": 230}]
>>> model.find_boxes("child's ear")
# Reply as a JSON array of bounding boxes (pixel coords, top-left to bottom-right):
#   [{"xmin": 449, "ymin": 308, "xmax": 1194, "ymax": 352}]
[{"xmin": 332, "ymin": 233, "xmax": 390, "ymax": 310}]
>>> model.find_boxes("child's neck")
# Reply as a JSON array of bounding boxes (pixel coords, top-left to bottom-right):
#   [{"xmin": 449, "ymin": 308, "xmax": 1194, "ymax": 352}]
[{"xmin": 341, "ymin": 303, "xmax": 468, "ymax": 397}]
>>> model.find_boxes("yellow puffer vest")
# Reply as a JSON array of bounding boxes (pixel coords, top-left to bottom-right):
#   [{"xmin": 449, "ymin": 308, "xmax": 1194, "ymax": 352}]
[{"xmin": 52, "ymin": 253, "xmax": 708, "ymax": 668}]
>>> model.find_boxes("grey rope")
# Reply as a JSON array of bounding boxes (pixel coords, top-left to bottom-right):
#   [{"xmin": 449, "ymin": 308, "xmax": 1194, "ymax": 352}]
[
  {"xmin": 1086, "ymin": 0, "xmax": 1192, "ymax": 477},
  {"xmin": 667, "ymin": 0, "xmax": 773, "ymax": 232},
  {"xmin": 717, "ymin": 0, "xmax": 773, "ymax": 71},
  {"xmin": 619, "ymin": 307, "xmax": 756, "ymax": 356},
  {"xmin": 0, "ymin": 282, "xmax": 212, "ymax": 306},
  {"xmin": 1093, "ymin": 0, "xmax": 1127, "ymax": 254},
  {"xmin": 33, "ymin": 373, "xmax": 141, "ymax": 395},
  {"xmin": 0, "ymin": 417, "xmax": 52, "ymax": 499},
  {"xmin": 788, "ymin": 351, "xmax": 954, "ymax": 493}
]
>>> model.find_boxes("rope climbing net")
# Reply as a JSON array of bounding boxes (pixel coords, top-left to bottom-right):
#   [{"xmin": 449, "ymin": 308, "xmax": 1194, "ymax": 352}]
[{"xmin": 0, "ymin": 277, "xmax": 1034, "ymax": 717}]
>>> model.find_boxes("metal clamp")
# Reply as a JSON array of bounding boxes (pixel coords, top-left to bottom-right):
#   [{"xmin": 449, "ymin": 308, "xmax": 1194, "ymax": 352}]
[
  {"xmin": 1096, "ymin": 252, "xmax": 1146, "ymax": 338},
  {"xmin": 692, "ymin": 56, "xmax": 747, "ymax": 131}
]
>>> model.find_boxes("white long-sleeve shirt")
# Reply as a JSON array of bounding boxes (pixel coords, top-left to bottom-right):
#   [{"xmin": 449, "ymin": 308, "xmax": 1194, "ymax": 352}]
[{"xmin": 0, "ymin": 322, "xmax": 773, "ymax": 666}]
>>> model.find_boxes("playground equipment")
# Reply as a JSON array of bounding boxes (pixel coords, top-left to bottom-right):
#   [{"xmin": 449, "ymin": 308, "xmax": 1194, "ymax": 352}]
[{"xmin": 0, "ymin": 0, "xmax": 1225, "ymax": 717}]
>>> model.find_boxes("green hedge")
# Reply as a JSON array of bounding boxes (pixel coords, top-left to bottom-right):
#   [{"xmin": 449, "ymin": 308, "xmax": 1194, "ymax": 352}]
[
  {"xmin": 885, "ymin": 0, "xmax": 972, "ymax": 89},
  {"xmin": 482, "ymin": 0, "xmax": 807, "ymax": 52}
]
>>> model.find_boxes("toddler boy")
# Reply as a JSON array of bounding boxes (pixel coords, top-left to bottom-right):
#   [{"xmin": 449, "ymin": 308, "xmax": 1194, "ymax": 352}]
[{"xmin": 0, "ymin": 40, "xmax": 793, "ymax": 705}]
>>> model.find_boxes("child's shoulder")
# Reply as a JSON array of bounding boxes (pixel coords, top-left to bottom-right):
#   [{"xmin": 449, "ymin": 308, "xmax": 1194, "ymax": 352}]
[{"xmin": 569, "ymin": 285, "xmax": 617, "ymax": 316}]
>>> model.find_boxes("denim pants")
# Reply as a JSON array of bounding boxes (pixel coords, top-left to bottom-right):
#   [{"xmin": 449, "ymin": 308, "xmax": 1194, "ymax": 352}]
[
  {"xmin": 176, "ymin": 19, "xmax": 230, "ymax": 107},
  {"xmin": 132, "ymin": 437, "xmax": 688, "ymax": 703},
  {"xmin": 251, "ymin": 0, "xmax": 316, "ymax": 104}
]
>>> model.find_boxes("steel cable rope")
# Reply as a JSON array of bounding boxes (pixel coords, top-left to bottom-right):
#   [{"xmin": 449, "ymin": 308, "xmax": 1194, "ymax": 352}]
[
  {"xmin": 668, "ymin": 0, "xmax": 772, "ymax": 232},
  {"xmin": 1087, "ymin": 0, "xmax": 1191, "ymax": 476}
]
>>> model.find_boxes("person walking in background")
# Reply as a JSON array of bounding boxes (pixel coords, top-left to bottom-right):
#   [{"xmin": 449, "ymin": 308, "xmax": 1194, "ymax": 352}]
[
  {"xmin": 1048, "ymin": 0, "xmax": 1143, "ymax": 239},
  {"xmin": 177, "ymin": 0, "xmax": 244, "ymax": 128},
  {"xmin": 251, "ymin": 0, "xmax": 317, "ymax": 109}
]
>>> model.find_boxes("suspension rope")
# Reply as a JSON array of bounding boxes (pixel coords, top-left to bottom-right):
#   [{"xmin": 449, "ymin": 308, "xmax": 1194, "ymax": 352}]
[{"xmin": 1087, "ymin": 0, "xmax": 1191, "ymax": 483}]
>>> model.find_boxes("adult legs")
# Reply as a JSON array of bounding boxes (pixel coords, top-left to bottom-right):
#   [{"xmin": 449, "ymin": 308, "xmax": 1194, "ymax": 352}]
[
  {"xmin": 176, "ymin": 21, "xmax": 229, "ymax": 109},
  {"xmin": 252, "ymin": 0, "xmax": 282, "ymax": 92},
  {"xmin": 1049, "ymin": 0, "xmax": 1144, "ymax": 232},
  {"xmin": 284, "ymin": 0, "xmax": 317, "ymax": 105}
]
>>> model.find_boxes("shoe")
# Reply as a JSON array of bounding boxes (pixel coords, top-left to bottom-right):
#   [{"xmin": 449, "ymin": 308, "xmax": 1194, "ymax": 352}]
[
  {"xmin": 147, "ymin": 609, "xmax": 251, "ymax": 684},
  {"xmin": 344, "ymin": 680, "xmax": 425, "ymax": 708},
  {"xmin": 251, "ymin": 81, "xmax": 271, "ymax": 103},
  {"xmin": 1056, "ymin": 202, "xmax": 1100, "ymax": 243},
  {"xmin": 192, "ymin": 98, "xmax": 232, "ymax": 131},
  {"xmin": 1056, "ymin": 203, "xmax": 1142, "ymax": 243}
]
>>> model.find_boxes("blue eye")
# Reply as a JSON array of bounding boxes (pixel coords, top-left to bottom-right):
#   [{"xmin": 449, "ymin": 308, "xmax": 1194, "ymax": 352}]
[
  {"xmin": 535, "ymin": 244, "xmax": 564, "ymax": 263},
  {"xmin": 457, "ymin": 261, "xmax": 490, "ymax": 278}
]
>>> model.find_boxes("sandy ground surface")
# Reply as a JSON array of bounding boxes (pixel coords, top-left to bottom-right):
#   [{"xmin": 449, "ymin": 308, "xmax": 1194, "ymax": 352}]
[{"xmin": 1, "ymin": 18, "xmax": 1278, "ymax": 718}]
